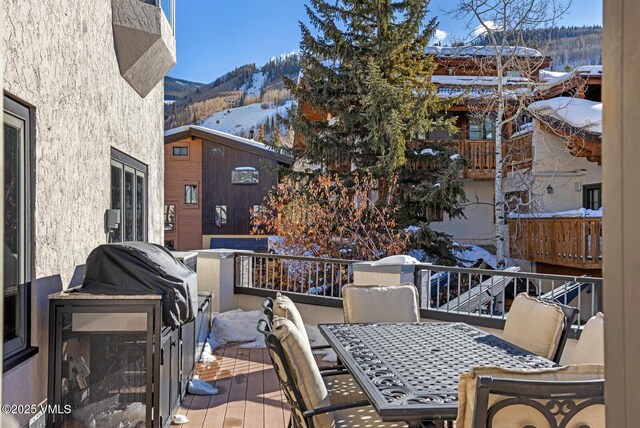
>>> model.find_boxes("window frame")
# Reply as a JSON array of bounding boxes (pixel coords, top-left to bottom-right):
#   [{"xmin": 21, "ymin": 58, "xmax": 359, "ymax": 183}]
[
  {"xmin": 3, "ymin": 94, "xmax": 37, "ymax": 370},
  {"xmin": 172, "ymin": 146, "xmax": 188, "ymax": 157},
  {"xmin": 215, "ymin": 205, "xmax": 228, "ymax": 226},
  {"xmin": 231, "ymin": 167, "xmax": 259, "ymax": 184},
  {"xmin": 185, "ymin": 184, "xmax": 198, "ymax": 205},
  {"xmin": 164, "ymin": 203, "xmax": 176, "ymax": 232},
  {"xmin": 583, "ymin": 183, "xmax": 602, "ymax": 210},
  {"xmin": 110, "ymin": 148, "xmax": 148, "ymax": 242}
]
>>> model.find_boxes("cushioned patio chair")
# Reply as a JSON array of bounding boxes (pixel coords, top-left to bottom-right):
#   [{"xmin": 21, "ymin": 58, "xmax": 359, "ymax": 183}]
[
  {"xmin": 503, "ymin": 293, "xmax": 578, "ymax": 363},
  {"xmin": 455, "ymin": 364, "xmax": 605, "ymax": 428},
  {"xmin": 341, "ymin": 283, "xmax": 420, "ymax": 323},
  {"xmin": 262, "ymin": 294, "xmax": 332, "ymax": 352},
  {"xmin": 258, "ymin": 317, "xmax": 407, "ymax": 428},
  {"xmin": 571, "ymin": 312, "xmax": 605, "ymax": 365}
]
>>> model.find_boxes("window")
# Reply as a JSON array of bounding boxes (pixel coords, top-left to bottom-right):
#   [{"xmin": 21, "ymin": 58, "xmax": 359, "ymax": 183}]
[
  {"xmin": 427, "ymin": 207, "xmax": 444, "ymax": 222},
  {"xmin": 164, "ymin": 204, "xmax": 176, "ymax": 231},
  {"xmin": 215, "ymin": 205, "xmax": 227, "ymax": 226},
  {"xmin": 468, "ymin": 115, "xmax": 495, "ymax": 140},
  {"xmin": 232, "ymin": 167, "xmax": 259, "ymax": 184},
  {"xmin": 172, "ymin": 146, "xmax": 188, "ymax": 156},
  {"xmin": 111, "ymin": 149, "xmax": 147, "ymax": 242},
  {"xmin": 583, "ymin": 184, "xmax": 602, "ymax": 210},
  {"xmin": 505, "ymin": 191, "xmax": 529, "ymax": 222},
  {"xmin": 185, "ymin": 185, "xmax": 198, "ymax": 205},
  {"xmin": 3, "ymin": 95, "xmax": 33, "ymax": 363}
]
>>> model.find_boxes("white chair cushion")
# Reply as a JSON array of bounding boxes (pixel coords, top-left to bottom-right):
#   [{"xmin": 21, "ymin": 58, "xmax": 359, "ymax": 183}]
[
  {"xmin": 503, "ymin": 293, "xmax": 565, "ymax": 359},
  {"xmin": 342, "ymin": 283, "xmax": 420, "ymax": 323},
  {"xmin": 571, "ymin": 312, "xmax": 605, "ymax": 364},
  {"xmin": 273, "ymin": 316, "xmax": 333, "ymax": 428},
  {"xmin": 456, "ymin": 364, "xmax": 605, "ymax": 428},
  {"xmin": 273, "ymin": 292, "xmax": 310, "ymax": 344}
]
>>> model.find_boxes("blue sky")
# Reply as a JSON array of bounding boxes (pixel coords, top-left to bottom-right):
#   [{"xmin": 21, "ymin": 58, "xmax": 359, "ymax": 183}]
[{"xmin": 168, "ymin": 0, "xmax": 603, "ymax": 83}]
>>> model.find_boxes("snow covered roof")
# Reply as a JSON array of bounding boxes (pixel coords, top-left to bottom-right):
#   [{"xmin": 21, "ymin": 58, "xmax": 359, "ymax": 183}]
[
  {"xmin": 528, "ymin": 97, "xmax": 603, "ymax": 135},
  {"xmin": 425, "ymin": 45, "xmax": 542, "ymax": 58},
  {"xmin": 508, "ymin": 207, "xmax": 602, "ymax": 219},
  {"xmin": 164, "ymin": 125, "xmax": 293, "ymax": 163},
  {"xmin": 537, "ymin": 65, "xmax": 602, "ymax": 93},
  {"xmin": 432, "ymin": 75, "xmax": 530, "ymax": 86}
]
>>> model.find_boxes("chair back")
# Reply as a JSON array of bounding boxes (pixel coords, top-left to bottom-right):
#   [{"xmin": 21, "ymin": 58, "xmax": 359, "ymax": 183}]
[
  {"xmin": 472, "ymin": 376, "xmax": 604, "ymax": 428},
  {"xmin": 257, "ymin": 319, "xmax": 309, "ymax": 428},
  {"xmin": 571, "ymin": 313, "xmax": 605, "ymax": 364},
  {"xmin": 341, "ymin": 283, "xmax": 420, "ymax": 323},
  {"xmin": 503, "ymin": 293, "xmax": 567, "ymax": 361},
  {"xmin": 262, "ymin": 297, "xmax": 274, "ymax": 326},
  {"xmin": 546, "ymin": 299, "xmax": 579, "ymax": 363}
]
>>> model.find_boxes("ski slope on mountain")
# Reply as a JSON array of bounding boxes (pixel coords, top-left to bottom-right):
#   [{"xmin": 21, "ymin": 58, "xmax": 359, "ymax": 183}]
[{"xmin": 199, "ymin": 100, "xmax": 295, "ymax": 136}]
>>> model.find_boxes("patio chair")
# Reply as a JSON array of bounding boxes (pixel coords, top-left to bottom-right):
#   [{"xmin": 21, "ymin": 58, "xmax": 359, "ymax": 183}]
[
  {"xmin": 455, "ymin": 364, "xmax": 605, "ymax": 428},
  {"xmin": 570, "ymin": 312, "xmax": 605, "ymax": 365},
  {"xmin": 341, "ymin": 283, "xmax": 420, "ymax": 323},
  {"xmin": 262, "ymin": 294, "xmax": 332, "ymax": 352},
  {"xmin": 503, "ymin": 293, "xmax": 577, "ymax": 363},
  {"xmin": 257, "ymin": 317, "xmax": 407, "ymax": 428}
]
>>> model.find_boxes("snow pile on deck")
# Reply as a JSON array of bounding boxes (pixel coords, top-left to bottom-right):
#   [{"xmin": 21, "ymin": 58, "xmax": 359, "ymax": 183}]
[
  {"xmin": 209, "ymin": 309, "xmax": 267, "ymax": 349},
  {"xmin": 207, "ymin": 309, "xmax": 337, "ymax": 362},
  {"xmin": 508, "ymin": 207, "xmax": 603, "ymax": 219},
  {"xmin": 528, "ymin": 97, "xmax": 602, "ymax": 134}
]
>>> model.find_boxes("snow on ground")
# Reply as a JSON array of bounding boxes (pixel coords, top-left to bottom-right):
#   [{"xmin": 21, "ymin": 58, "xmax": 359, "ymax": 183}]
[
  {"xmin": 199, "ymin": 100, "xmax": 295, "ymax": 136},
  {"xmin": 454, "ymin": 244, "xmax": 518, "ymax": 270},
  {"xmin": 508, "ymin": 207, "xmax": 602, "ymax": 219},
  {"xmin": 242, "ymin": 72, "xmax": 267, "ymax": 97},
  {"xmin": 528, "ymin": 97, "xmax": 602, "ymax": 134}
]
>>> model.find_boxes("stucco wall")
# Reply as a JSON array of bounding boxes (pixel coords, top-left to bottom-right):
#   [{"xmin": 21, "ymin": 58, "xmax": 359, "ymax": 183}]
[
  {"xmin": 2, "ymin": 0, "xmax": 165, "ymax": 420},
  {"xmin": 505, "ymin": 121, "xmax": 602, "ymax": 213},
  {"xmin": 430, "ymin": 180, "xmax": 495, "ymax": 245}
]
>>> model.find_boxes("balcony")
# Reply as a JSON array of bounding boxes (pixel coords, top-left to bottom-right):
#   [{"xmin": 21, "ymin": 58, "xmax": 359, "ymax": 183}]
[
  {"xmin": 508, "ymin": 216, "xmax": 603, "ymax": 270},
  {"xmin": 407, "ymin": 133, "xmax": 533, "ymax": 180},
  {"xmin": 170, "ymin": 250, "xmax": 603, "ymax": 427}
]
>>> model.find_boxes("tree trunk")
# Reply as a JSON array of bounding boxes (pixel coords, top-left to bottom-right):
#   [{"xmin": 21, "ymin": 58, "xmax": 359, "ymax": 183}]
[{"xmin": 495, "ymin": 54, "xmax": 506, "ymax": 269}]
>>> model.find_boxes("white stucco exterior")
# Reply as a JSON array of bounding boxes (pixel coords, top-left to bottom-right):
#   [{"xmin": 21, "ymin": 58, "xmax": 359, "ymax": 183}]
[
  {"xmin": 2, "ymin": 0, "xmax": 167, "ymax": 420},
  {"xmin": 430, "ymin": 180, "xmax": 496, "ymax": 245},
  {"xmin": 504, "ymin": 122, "xmax": 601, "ymax": 213}
]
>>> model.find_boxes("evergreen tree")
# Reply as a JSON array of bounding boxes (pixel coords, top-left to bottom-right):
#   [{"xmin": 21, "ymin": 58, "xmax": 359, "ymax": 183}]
[{"xmin": 284, "ymin": 0, "xmax": 467, "ymax": 263}]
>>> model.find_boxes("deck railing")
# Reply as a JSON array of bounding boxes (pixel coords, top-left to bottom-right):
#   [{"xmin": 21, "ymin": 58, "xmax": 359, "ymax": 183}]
[
  {"xmin": 234, "ymin": 252, "xmax": 602, "ymax": 330},
  {"xmin": 459, "ymin": 139, "xmax": 497, "ymax": 179},
  {"xmin": 509, "ymin": 217, "xmax": 603, "ymax": 270}
]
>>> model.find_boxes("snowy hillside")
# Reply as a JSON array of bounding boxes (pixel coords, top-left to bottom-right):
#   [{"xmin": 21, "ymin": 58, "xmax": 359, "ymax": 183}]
[{"xmin": 199, "ymin": 100, "xmax": 295, "ymax": 137}]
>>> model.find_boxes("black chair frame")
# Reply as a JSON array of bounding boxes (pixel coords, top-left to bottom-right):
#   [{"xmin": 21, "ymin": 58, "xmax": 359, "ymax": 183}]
[
  {"xmin": 541, "ymin": 299, "xmax": 580, "ymax": 363},
  {"xmin": 472, "ymin": 375, "xmax": 604, "ymax": 428},
  {"xmin": 257, "ymin": 319, "xmax": 369, "ymax": 428}
]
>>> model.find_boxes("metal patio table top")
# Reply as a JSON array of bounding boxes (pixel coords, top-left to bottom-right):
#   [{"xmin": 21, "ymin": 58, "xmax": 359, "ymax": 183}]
[{"xmin": 318, "ymin": 322, "xmax": 556, "ymax": 422}]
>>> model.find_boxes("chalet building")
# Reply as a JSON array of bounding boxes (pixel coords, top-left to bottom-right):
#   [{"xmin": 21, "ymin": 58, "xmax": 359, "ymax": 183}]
[
  {"xmin": 296, "ymin": 46, "xmax": 603, "ymax": 276},
  {"xmin": 1, "ymin": 0, "xmax": 176, "ymax": 423},
  {"xmin": 164, "ymin": 125, "xmax": 292, "ymax": 251}
]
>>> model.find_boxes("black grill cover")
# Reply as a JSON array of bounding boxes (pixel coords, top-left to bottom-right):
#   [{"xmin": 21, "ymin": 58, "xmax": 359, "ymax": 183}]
[{"xmin": 81, "ymin": 242, "xmax": 197, "ymax": 328}]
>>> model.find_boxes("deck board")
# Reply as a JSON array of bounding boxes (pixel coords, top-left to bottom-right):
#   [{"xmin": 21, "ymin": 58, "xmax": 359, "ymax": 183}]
[{"xmin": 180, "ymin": 347, "xmax": 289, "ymax": 428}]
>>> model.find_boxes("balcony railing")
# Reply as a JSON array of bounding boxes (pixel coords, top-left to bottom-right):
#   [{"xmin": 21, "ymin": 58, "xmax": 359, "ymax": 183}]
[
  {"xmin": 407, "ymin": 133, "xmax": 533, "ymax": 179},
  {"xmin": 234, "ymin": 252, "xmax": 602, "ymax": 330},
  {"xmin": 508, "ymin": 217, "xmax": 603, "ymax": 270}
]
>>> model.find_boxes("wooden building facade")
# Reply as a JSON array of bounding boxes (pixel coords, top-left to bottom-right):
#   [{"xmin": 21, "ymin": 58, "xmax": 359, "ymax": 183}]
[{"xmin": 164, "ymin": 126, "xmax": 291, "ymax": 251}]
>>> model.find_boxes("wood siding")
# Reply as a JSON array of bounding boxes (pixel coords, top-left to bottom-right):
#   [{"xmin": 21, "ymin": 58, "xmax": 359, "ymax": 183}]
[
  {"xmin": 202, "ymin": 139, "xmax": 280, "ymax": 236},
  {"xmin": 164, "ymin": 137, "xmax": 203, "ymax": 250}
]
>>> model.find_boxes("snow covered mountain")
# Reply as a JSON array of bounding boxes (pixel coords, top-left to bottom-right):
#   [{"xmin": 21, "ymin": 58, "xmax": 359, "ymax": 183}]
[{"xmin": 164, "ymin": 53, "xmax": 301, "ymax": 136}]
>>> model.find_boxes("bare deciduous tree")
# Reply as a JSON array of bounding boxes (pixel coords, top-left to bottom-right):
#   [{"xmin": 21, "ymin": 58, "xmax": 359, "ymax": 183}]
[{"xmin": 452, "ymin": 0, "xmax": 572, "ymax": 267}]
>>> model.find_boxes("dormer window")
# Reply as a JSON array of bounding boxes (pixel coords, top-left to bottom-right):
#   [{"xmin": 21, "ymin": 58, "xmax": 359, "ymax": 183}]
[{"xmin": 232, "ymin": 167, "xmax": 259, "ymax": 184}]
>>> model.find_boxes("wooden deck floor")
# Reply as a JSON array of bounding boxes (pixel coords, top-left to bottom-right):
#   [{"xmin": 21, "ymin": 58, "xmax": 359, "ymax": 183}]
[{"xmin": 176, "ymin": 347, "xmax": 291, "ymax": 428}]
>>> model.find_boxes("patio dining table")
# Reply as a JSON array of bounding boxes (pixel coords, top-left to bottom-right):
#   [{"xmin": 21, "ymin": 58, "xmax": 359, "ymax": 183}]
[{"xmin": 318, "ymin": 322, "xmax": 556, "ymax": 425}]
